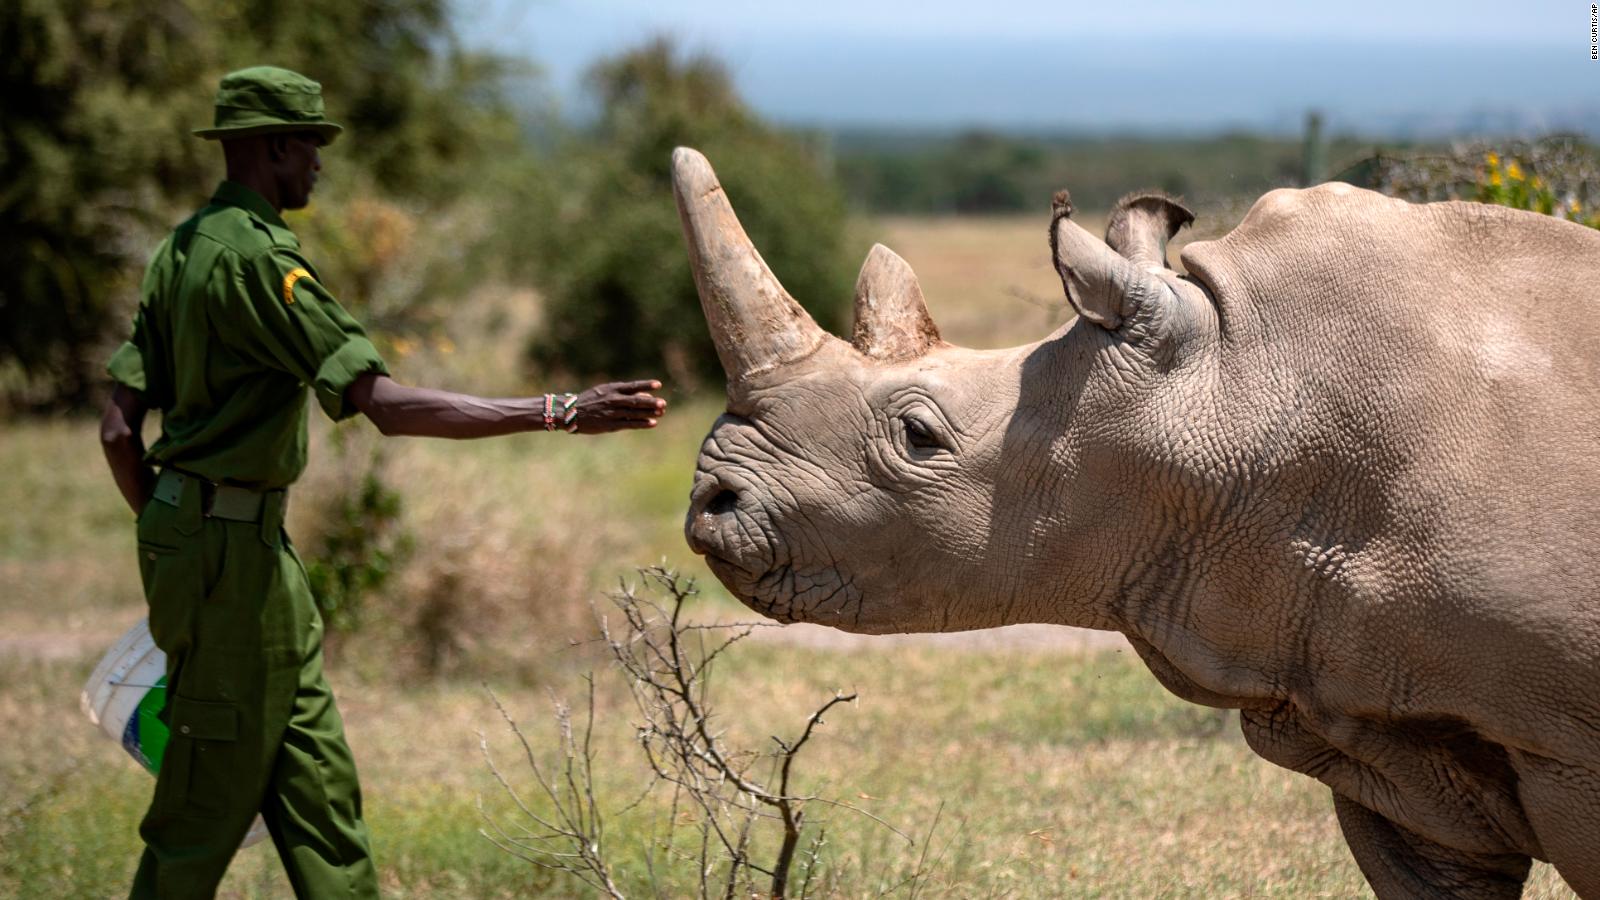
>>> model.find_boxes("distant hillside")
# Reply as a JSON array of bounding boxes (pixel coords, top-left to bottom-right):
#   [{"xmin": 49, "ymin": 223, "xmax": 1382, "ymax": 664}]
[{"xmin": 827, "ymin": 129, "xmax": 1438, "ymax": 213}]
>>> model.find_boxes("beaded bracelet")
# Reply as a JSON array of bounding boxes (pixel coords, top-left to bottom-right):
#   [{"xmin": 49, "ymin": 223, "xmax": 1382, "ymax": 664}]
[
  {"xmin": 542, "ymin": 393, "xmax": 580, "ymax": 432},
  {"xmin": 560, "ymin": 393, "xmax": 579, "ymax": 433}
]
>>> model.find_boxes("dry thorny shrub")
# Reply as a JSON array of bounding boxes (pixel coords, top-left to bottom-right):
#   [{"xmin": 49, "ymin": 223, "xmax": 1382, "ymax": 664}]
[
  {"xmin": 292, "ymin": 421, "xmax": 604, "ymax": 680},
  {"xmin": 478, "ymin": 567, "xmax": 951, "ymax": 899},
  {"xmin": 390, "ymin": 504, "xmax": 594, "ymax": 679}
]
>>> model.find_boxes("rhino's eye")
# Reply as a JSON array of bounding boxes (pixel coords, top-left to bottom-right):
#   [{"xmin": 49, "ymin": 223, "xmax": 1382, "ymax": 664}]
[
  {"xmin": 870, "ymin": 400, "xmax": 959, "ymax": 487},
  {"xmin": 902, "ymin": 414, "xmax": 947, "ymax": 453}
]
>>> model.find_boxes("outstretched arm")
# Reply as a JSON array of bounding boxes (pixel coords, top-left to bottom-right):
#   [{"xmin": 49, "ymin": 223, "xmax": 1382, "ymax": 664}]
[
  {"xmin": 100, "ymin": 383, "xmax": 155, "ymax": 516},
  {"xmin": 346, "ymin": 373, "xmax": 667, "ymax": 439}
]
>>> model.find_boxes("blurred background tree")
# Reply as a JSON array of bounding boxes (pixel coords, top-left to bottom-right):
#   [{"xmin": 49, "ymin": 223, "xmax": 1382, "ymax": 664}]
[
  {"xmin": 0, "ymin": 0, "xmax": 523, "ymax": 411},
  {"xmin": 2, "ymin": 0, "xmax": 216, "ymax": 410},
  {"xmin": 524, "ymin": 39, "xmax": 854, "ymax": 389}
]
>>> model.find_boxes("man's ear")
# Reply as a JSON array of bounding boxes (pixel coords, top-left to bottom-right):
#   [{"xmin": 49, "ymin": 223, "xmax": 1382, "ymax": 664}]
[{"xmin": 267, "ymin": 133, "xmax": 291, "ymax": 161}]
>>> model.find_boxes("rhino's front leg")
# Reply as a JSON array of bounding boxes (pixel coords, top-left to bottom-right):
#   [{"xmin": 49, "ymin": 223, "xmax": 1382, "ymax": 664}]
[
  {"xmin": 1240, "ymin": 706, "xmax": 1533, "ymax": 897},
  {"xmin": 1506, "ymin": 748, "xmax": 1600, "ymax": 896},
  {"xmin": 1332, "ymin": 793, "xmax": 1530, "ymax": 900}
]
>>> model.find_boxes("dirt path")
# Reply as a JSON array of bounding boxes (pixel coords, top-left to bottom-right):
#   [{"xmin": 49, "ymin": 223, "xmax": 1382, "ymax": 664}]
[
  {"xmin": 747, "ymin": 621, "xmax": 1129, "ymax": 653},
  {"xmin": 0, "ymin": 632, "xmax": 121, "ymax": 662}
]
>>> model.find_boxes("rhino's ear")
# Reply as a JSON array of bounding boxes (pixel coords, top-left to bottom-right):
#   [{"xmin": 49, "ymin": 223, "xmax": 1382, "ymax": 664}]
[
  {"xmin": 1105, "ymin": 192, "xmax": 1194, "ymax": 271},
  {"xmin": 1049, "ymin": 189, "xmax": 1177, "ymax": 331},
  {"xmin": 851, "ymin": 244, "xmax": 943, "ymax": 361}
]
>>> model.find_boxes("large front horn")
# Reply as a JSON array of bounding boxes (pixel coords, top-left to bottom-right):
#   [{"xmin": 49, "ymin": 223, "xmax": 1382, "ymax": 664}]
[{"xmin": 672, "ymin": 147, "xmax": 828, "ymax": 381}]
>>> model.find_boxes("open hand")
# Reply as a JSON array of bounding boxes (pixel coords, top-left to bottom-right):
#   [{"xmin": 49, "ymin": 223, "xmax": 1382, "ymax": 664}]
[{"xmin": 570, "ymin": 380, "xmax": 667, "ymax": 434}]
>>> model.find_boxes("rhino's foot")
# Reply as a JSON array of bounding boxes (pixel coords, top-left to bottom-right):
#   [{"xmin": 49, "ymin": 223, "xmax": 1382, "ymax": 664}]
[{"xmin": 1333, "ymin": 793, "xmax": 1530, "ymax": 900}]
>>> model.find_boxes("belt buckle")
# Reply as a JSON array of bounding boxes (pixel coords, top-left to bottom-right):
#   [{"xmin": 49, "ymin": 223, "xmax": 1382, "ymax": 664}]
[{"xmin": 198, "ymin": 479, "xmax": 219, "ymax": 518}]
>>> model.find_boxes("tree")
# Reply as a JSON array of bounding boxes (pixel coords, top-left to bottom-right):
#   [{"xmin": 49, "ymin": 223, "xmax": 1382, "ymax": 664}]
[
  {"xmin": 1, "ymin": 0, "xmax": 216, "ymax": 408},
  {"xmin": 0, "ymin": 0, "xmax": 520, "ymax": 410},
  {"xmin": 527, "ymin": 40, "xmax": 853, "ymax": 389}
]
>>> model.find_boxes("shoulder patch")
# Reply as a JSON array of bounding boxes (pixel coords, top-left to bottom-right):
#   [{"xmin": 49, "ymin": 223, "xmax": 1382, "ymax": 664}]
[{"xmin": 282, "ymin": 267, "xmax": 313, "ymax": 305}]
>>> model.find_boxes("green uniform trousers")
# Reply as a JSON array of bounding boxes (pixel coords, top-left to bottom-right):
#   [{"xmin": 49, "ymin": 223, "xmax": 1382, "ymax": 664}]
[{"xmin": 129, "ymin": 475, "xmax": 377, "ymax": 898}]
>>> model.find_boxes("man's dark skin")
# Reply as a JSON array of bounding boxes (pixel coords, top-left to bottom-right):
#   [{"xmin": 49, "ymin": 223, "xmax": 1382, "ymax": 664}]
[{"xmin": 102, "ymin": 131, "xmax": 667, "ymax": 513}]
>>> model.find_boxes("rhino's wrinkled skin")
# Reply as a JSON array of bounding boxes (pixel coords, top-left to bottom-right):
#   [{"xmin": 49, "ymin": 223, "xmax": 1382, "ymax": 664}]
[{"xmin": 673, "ymin": 147, "xmax": 1600, "ymax": 898}]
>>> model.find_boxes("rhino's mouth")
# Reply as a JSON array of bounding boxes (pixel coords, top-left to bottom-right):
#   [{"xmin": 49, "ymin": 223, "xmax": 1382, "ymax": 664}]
[{"xmin": 701, "ymin": 555, "xmax": 863, "ymax": 627}]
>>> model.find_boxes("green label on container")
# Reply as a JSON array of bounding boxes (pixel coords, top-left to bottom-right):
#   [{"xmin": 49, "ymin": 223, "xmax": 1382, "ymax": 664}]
[{"xmin": 121, "ymin": 675, "xmax": 169, "ymax": 775}]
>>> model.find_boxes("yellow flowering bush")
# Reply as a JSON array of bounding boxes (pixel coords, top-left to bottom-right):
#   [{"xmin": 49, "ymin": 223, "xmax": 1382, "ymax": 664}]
[
  {"xmin": 1477, "ymin": 150, "xmax": 1600, "ymax": 228},
  {"xmin": 1365, "ymin": 137, "xmax": 1599, "ymax": 231}
]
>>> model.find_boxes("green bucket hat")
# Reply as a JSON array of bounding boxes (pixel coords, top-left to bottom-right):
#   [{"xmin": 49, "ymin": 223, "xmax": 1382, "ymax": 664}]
[{"xmin": 193, "ymin": 66, "xmax": 343, "ymax": 145}]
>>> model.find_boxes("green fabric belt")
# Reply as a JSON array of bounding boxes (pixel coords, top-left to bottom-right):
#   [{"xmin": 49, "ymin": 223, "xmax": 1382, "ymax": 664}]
[{"xmin": 153, "ymin": 468, "xmax": 284, "ymax": 523}]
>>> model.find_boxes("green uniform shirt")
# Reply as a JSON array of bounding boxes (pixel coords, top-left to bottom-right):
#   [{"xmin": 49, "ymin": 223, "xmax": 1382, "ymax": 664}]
[{"xmin": 108, "ymin": 181, "xmax": 388, "ymax": 489}]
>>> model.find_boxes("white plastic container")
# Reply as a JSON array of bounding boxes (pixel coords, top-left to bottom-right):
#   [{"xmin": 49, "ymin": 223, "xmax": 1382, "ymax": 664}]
[{"xmin": 82, "ymin": 618, "xmax": 269, "ymax": 849}]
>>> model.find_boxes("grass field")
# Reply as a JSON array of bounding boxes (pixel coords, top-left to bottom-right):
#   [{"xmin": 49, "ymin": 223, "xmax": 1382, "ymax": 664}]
[{"xmin": 0, "ymin": 214, "xmax": 1579, "ymax": 897}]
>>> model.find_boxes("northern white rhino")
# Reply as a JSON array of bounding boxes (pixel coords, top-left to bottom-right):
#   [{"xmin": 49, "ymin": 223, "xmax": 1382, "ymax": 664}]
[{"xmin": 673, "ymin": 147, "xmax": 1600, "ymax": 898}]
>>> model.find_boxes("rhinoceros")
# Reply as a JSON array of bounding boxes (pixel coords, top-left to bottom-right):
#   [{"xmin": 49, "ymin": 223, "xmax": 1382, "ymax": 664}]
[{"xmin": 672, "ymin": 147, "xmax": 1600, "ymax": 898}]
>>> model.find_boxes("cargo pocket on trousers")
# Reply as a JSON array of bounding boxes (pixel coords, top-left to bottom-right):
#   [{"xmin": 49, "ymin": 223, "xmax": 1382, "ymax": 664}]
[{"xmin": 157, "ymin": 696, "xmax": 239, "ymax": 818}]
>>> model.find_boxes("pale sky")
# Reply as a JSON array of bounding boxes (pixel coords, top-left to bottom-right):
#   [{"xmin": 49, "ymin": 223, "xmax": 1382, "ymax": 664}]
[{"xmin": 460, "ymin": 1, "xmax": 1598, "ymax": 135}]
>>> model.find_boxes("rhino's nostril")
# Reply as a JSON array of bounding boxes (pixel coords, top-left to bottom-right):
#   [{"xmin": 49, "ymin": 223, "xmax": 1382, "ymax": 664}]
[{"xmin": 706, "ymin": 489, "xmax": 738, "ymax": 517}]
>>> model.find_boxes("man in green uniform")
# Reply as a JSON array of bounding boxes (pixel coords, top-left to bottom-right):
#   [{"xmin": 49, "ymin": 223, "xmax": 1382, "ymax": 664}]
[{"xmin": 98, "ymin": 66, "xmax": 668, "ymax": 898}]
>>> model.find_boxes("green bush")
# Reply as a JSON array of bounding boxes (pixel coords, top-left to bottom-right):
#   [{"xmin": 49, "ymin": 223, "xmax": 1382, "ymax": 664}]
[
  {"xmin": 526, "ymin": 40, "xmax": 854, "ymax": 389},
  {"xmin": 301, "ymin": 444, "xmax": 413, "ymax": 635}
]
